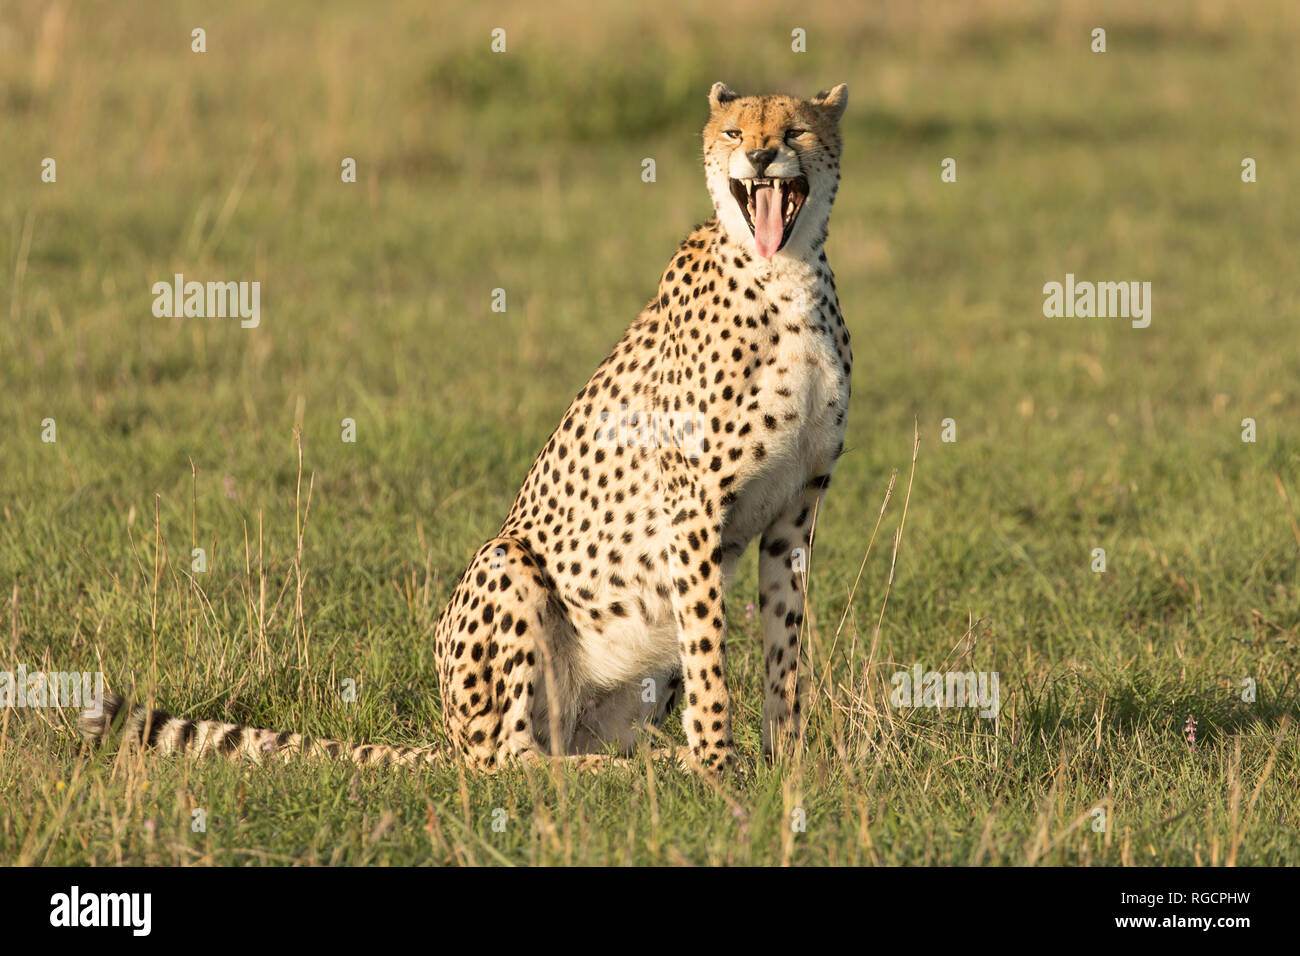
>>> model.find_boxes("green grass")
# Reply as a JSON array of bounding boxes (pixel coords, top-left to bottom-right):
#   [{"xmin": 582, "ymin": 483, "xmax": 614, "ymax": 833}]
[{"xmin": 2, "ymin": 0, "xmax": 1299, "ymax": 865}]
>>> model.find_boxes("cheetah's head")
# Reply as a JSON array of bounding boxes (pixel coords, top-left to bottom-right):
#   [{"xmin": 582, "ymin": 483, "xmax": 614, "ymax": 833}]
[{"xmin": 703, "ymin": 82, "xmax": 848, "ymax": 261}]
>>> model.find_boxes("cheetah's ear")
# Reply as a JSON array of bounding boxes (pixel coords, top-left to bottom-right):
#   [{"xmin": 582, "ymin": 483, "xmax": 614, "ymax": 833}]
[
  {"xmin": 709, "ymin": 82, "xmax": 740, "ymax": 111},
  {"xmin": 811, "ymin": 83, "xmax": 849, "ymax": 121}
]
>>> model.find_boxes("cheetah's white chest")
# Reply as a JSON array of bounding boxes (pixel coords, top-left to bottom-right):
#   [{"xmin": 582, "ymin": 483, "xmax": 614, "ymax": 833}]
[{"xmin": 721, "ymin": 293, "xmax": 848, "ymax": 557}]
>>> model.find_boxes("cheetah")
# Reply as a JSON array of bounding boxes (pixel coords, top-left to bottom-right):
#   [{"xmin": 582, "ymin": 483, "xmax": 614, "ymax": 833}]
[{"xmin": 83, "ymin": 82, "xmax": 852, "ymax": 776}]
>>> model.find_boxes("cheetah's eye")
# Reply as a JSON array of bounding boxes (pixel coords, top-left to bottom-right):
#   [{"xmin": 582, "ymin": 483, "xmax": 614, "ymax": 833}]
[
  {"xmin": 786, "ymin": 128, "xmax": 808, "ymax": 142},
  {"xmin": 722, "ymin": 129, "xmax": 742, "ymax": 142}
]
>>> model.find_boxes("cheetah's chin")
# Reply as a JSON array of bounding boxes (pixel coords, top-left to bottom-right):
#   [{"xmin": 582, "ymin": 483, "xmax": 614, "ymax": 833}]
[{"xmin": 730, "ymin": 176, "xmax": 809, "ymax": 258}]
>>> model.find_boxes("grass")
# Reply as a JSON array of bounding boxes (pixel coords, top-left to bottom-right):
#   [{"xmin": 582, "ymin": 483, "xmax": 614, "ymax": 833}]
[{"xmin": 1, "ymin": 0, "xmax": 1299, "ymax": 865}]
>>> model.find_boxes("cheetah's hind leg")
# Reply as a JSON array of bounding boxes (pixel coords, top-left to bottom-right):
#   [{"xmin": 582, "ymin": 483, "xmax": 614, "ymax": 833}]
[
  {"xmin": 435, "ymin": 539, "xmax": 691, "ymax": 774},
  {"xmin": 434, "ymin": 536, "xmax": 583, "ymax": 769}
]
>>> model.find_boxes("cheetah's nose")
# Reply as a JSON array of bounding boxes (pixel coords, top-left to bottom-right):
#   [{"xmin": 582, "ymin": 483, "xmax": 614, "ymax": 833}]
[{"xmin": 745, "ymin": 148, "xmax": 779, "ymax": 175}]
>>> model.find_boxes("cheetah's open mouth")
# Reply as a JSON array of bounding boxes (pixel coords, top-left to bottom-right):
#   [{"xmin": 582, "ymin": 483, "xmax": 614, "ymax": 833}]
[{"xmin": 730, "ymin": 176, "xmax": 809, "ymax": 258}]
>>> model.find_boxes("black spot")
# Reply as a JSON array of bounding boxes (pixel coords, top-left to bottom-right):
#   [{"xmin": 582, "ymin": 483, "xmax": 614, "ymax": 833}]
[{"xmin": 219, "ymin": 727, "xmax": 244, "ymax": 754}]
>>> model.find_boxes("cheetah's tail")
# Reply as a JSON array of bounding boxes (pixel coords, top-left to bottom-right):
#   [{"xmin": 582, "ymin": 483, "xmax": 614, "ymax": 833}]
[{"xmin": 79, "ymin": 691, "xmax": 450, "ymax": 768}]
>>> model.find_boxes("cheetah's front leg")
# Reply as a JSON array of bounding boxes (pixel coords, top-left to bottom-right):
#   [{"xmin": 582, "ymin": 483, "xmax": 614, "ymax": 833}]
[
  {"xmin": 757, "ymin": 480, "xmax": 825, "ymax": 758},
  {"xmin": 668, "ymin": 503, "xmax": 737, "ymax": 773}
]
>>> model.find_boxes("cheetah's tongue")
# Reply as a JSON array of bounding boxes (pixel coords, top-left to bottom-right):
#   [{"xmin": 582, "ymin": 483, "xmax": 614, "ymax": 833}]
[{"xmin": 753, "ymin": 184, "xmax": 783, "ymax": 258}]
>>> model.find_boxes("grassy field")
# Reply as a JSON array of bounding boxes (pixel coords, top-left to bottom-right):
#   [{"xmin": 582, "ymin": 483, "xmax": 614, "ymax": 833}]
[{"xmin": 2, "ymin": 0, "xmax": 1298, "ymax": 866}]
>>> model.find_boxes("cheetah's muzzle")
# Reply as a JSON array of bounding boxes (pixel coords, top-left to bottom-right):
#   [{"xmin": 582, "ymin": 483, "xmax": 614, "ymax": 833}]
[{"xmin": 729, "ymin": 176, "xmax": 809, "ymax": 258}]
